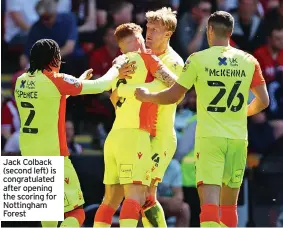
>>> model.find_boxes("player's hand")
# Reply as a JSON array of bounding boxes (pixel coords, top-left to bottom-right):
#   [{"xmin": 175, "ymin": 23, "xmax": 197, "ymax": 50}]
[
  {"xmin": 112, "ymin": 54, "xmax": 130, "ymax": 69},
  {"xmin": 135, "ymin": 87, "xmax": 151, "ymax": 102},
  {"xmin": 118, "ymin": 61, "xmax": 137, "ymax": 79},
  {"xmin": 79, "ymin": 69, "xmax": 93, "ymax": 80}
]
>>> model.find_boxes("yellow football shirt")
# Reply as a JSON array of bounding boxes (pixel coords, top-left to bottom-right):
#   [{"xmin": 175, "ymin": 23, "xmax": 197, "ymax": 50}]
[{"xmin": 177, "ymin": 46, "xmax": 266, "ymax": 139}]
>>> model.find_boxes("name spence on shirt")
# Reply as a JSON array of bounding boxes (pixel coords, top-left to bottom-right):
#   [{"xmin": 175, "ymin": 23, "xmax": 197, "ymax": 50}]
[
  {"xmin": 15, "ymin": 89, "xmax": 38, "ymax": 99},
  {"xmin": 205, "ymin": 67, "xmax": 246, "ymax": 77}
]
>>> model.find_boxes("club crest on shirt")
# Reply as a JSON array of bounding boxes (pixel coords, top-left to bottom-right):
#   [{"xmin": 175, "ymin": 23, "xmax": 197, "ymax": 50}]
[{"xmin": 182, "ymin": 59, "xmax": 191, "ymax": 72}]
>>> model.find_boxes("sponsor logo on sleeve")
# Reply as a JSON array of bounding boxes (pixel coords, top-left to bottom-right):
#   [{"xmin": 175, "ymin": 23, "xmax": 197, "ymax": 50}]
[{"xmin": 63, "ymin": 75, "xmax": 80, "ymax": 87}]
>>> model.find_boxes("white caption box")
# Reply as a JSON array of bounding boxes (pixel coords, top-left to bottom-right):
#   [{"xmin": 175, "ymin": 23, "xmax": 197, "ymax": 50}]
[{"xmin": 0, "ymin": 156, "xmax": 64, "ymax": 221}]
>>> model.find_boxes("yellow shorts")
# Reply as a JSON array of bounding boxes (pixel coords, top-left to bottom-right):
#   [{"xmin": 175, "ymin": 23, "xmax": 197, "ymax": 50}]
[
  {"xmin": 103, "ymin": 128, "xmax": 152, "ymax": 186},
  {"xmin": 151, "ymin": 135, "xmax": 177, "ymax": 185},
  {"xmin": 64, "ymin": 157, "xmax": 84, "ymax": 213},
  {"xmin": 195, "ymin": 137, "xmax": 247, "ymax": 188}
]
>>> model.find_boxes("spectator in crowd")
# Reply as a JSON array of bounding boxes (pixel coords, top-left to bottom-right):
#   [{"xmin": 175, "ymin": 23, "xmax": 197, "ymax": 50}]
[
  {"xmin": 265, "ymin": 0, "xmax": 283, "ymax": 27},
  {"xmin": 259, "ymin": 0, "xmax": 280, "ymax": 14},
  {"xmin": 93, "ymin": 1, "xmax": 133, "ymax": 48},
  {"xmin": 174, "ymin": 88, "xmax": 196, "ymax": 146},
  {"xmin": 71, "ymin": 0, "xmax": 97, "ymax": 41},
  {"xmin": 89, "ymin": 24, "xmax": 120, "ymax": 78},
  {"xmin": 253, "ymin": 25, "xmax": 283, "ymax": 84},
  {"xmin": 4, "ymin": 0, "xmax": 40, "ymax": 45},
  {"xmin": 268, "ymin": 73, "xmax": 283, "ymax": 119},
  {"xmin": 1, "ymin": 96, "xmax": 20, "ymax": 140},
  {"xmin": 3, "ymin": 130, "xmax": 20, "ymax": 156},
  {"xmin": 253, "ymin": 24, "xmax": 283, "ymax": 119},
  {"xmin": 66, "ymin": 120, "xmax": 83, "ymax": 155},
  {"xmin": 176, "ymin": 88, "xmax": 200, "ymax": 227},
  {"xmin": 248, "ymin": 112, "xmax": 283, "ymax": 154},
  {"xmin": 175, "ymin": 88, "xmax": 197, "ymax": 162},
  {"xmin": 174, "ymin": 94, "xmax": 193, "ymax": 141},
  {"xmin": 157, "ymin": 159, "xmax": 190, "ymax": 227},
  {"xmin": 82, "ymin": 24, "xmax": 119, "ymax": 147},
  {"xmin": 176, "ymin": 0, "xmax": 211, "ymax": 60},
  {"xmin": 231, "ymin": 0, "xmax": 266, "ymax": 53},
  {"xmin": 20, "ymin": 0, "xmax": 86, "ymax": 76}
]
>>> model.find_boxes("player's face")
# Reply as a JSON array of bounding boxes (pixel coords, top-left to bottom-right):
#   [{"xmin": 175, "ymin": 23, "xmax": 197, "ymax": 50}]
[
  {"xmin": 118, "ymin": 33, "xmax": 145, "ymax": 54},
  {"xmin": 270, "ymin": 29, "xmax": 283, "ymax": 50},
  {"xmin": 146, "ymin": 21, "xmax": 171, "ymax": 50}
]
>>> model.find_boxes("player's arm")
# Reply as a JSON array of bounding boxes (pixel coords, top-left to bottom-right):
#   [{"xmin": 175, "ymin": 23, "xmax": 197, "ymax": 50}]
[
  {"xmin": 248, "ymin": 85, "xmax": 269, "ymax": 116},
  {"xmin": 80, "ymin": 65, "xmax": 120, "ymax": 94},
  {"xmin": 153, "ymin": 65, "xmax": 178, "ymax": 87},
  {"xmin": 117, "ymin": 79, "xmax": 165, "ymax": 98},
  {"xmin": 60, "ymin": 55, "xmax": 128, "ymax": 96},
  {"xmin": 153, "ymin": 57, "xmax": 184, "ymax": 87},
  {"xmin": 49, "ymin": 66, "xmax": 119, "ymax": 96},
  {"xmin": 247, "ymin": 59, "xmax": 269, "ymax": 116},
  {"xmin": 135, "ymin": 56, "xmax": 197, "ymax": 104}
]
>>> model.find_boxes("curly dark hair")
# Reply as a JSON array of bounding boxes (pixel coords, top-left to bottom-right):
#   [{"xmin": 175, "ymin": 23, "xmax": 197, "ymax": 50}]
[{"xmin": 28, "ymin": 39, "xmax": 61, "ymax": 74}]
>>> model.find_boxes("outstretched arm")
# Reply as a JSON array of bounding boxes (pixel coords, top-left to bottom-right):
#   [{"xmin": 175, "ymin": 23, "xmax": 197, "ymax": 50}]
[
  {"xmin": 135, "ymin": 55, "xmax": 197, "ymax": 105},
  {"xmin": 80, "ymin": 65, "xmax": 119, "ymax": 94}
]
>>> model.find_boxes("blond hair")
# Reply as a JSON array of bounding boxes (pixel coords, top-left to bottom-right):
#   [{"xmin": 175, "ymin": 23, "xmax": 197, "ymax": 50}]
[
  {"xmin": 114, "ymin": 23, "xmax": 143, "ymax": 42},
  {"xmin": 145, "ymin": 7, "xmax": 177, "ymax": 32}
]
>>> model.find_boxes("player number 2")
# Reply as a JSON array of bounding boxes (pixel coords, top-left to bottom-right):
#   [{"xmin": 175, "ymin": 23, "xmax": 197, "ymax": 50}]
[
  {"xmin": 21, "ymin": 102, "xmax": 38, "ymax": 134},
  {"xmin": 207, "ymin": 81, "xmax": 244, "ymax": 112},
  {"xmin": 116, "ymin": 79, "xmax": 127, "ymax": 107}
]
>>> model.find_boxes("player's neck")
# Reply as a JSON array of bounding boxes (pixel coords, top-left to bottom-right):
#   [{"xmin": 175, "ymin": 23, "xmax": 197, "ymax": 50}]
[
  {"xmin": 211, "ymin": 39, "xmax": 230, "ymax": 47},
  {"xmin": 152, "ymin": 42, "xmax": 169, "ymax": 56}
]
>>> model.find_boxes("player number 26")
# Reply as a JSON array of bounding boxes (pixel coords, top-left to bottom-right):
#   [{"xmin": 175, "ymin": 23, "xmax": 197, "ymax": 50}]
[
  {"xmin": 207, "ymin": 80, "xmax": 244, "ymax": 113},
  {"xmin": 21, "ymin": 102, "xmax": 38, "ymax": 134}
]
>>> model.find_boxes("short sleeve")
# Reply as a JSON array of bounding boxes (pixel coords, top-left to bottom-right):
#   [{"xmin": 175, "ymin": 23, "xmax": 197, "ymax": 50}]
[
  {"xmin": 140, "ymin": 53, "xmax": 162, "ymax": 75},
  {"xmin": 250, "ymin": 57, "xmax": 265, "ymax": 88},
  {"xmin": 163, "ymin": 58, "xmax": 184, "ymax": 76},
  {"xmin": 177, "ymin": 55, "xmax": 198, "ymax": 90},
  {"xmin": 45, "ymin": 72, "xmax": 82, "ymax": 96}
]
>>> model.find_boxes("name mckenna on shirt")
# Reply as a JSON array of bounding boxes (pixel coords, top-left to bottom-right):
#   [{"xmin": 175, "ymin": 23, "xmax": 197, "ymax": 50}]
[{"xmin": 205, "ymin": 68, "xmax": 246, "ymax": 77}]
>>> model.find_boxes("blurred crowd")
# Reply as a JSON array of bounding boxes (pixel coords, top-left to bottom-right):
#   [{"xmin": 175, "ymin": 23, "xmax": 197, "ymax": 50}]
[{"xmin": 1, "ymin": 0, "xmax": 283, "ymax": 226}]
